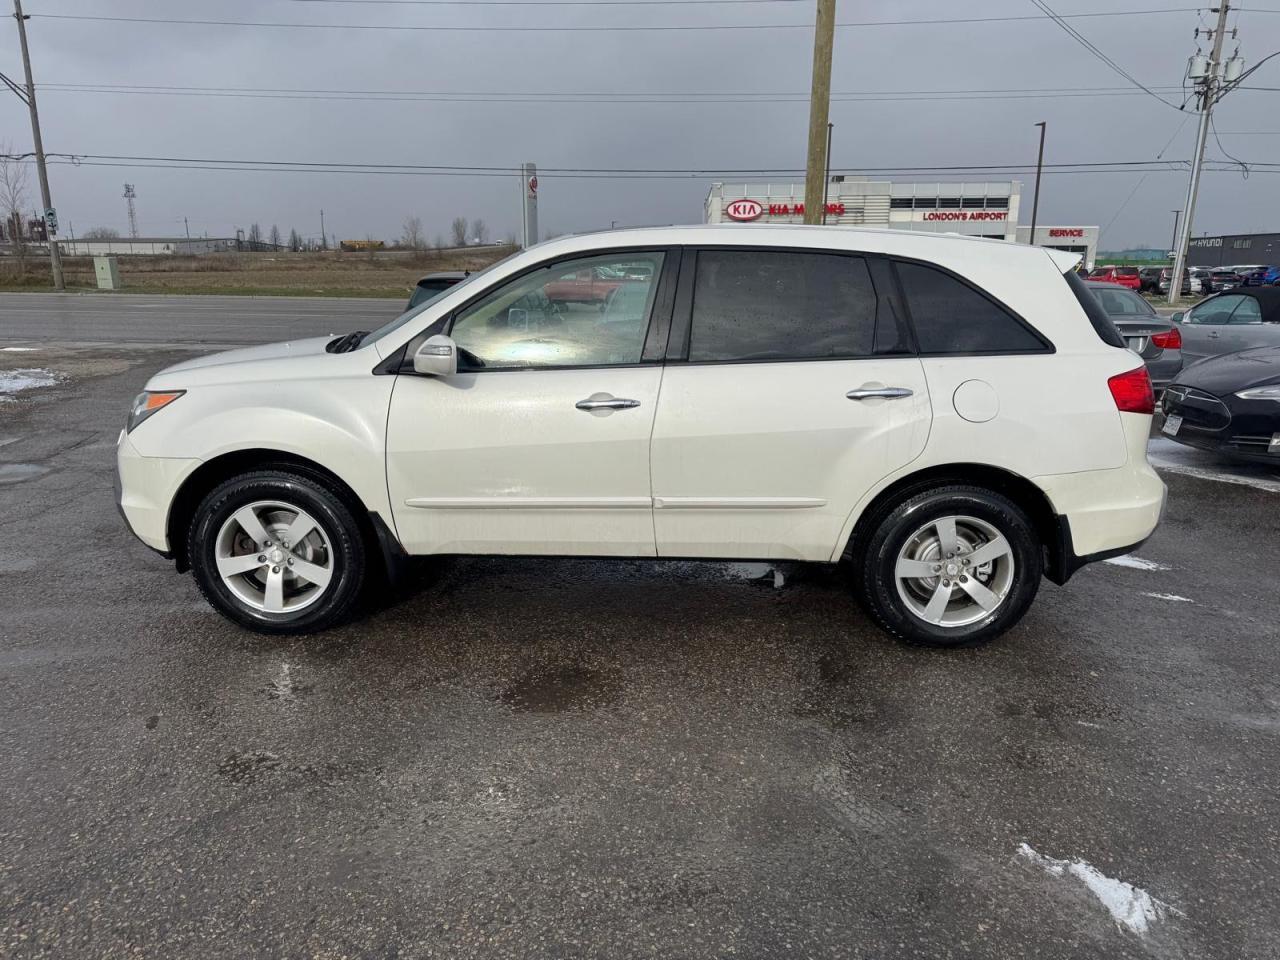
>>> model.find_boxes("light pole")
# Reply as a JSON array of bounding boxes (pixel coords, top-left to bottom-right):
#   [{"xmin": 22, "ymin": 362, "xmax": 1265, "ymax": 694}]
[{"xmin": 1028, "ymin": 122, "xmax": 1046, "ymax": 247}]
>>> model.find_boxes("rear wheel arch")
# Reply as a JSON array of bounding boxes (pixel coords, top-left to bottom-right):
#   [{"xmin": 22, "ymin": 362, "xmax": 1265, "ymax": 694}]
[
  {"xmin": 166, "ymin": 449, "xmax": 386, "ymax": 574},
  {"xmin": 843, "ymin": 463, "xmax": 1062, "ymax": 578}
]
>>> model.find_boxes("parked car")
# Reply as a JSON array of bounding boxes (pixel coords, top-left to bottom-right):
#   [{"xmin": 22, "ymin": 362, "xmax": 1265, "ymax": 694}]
[
  {"xmin": 1087, "ymin": 265, "xmax": 1142, "ymax": 291},
  {"xmin": 1084, "ymin": 281, "xmax": 1182, "ymax": 389},
  {"xmin": 1137, "ymin": 266, "xmax": 1163, "ymax": 293},
  {"xmin": 1234, "ymin": 265, "xmax": 1272, "ymax": 287},
  {"xmin": 1251, "ymin": 265, "xmax": 1280, "ymax": 287},
  {"xmin": 1171, "ymin": 288, "xmax": 1280, "ymax": 364},
  {"xmin": 116, "ymin": 227, "xmax": 1164, "ymax": 648},
  {"xmin": 1188, "ymin": 267, "xmax": 1213, "ymax": 294},
  {"xmin": 1208, "ymin": 269, "xmax": 1244, "ymax": 293},
  {"xmin": 542, "ymin": 264, "xmax": 625, "ymax": 309},
  {"xmin": 1161, "ymin": 346, "xmax": 1280, "ymax": 463},
  {"xmin": 406, "ymin": 271, "xmax": 467, "ymax": 310},
  {"xmin": 1159, "ymin": 267, "xmax": 1195, "ymax": 297}
]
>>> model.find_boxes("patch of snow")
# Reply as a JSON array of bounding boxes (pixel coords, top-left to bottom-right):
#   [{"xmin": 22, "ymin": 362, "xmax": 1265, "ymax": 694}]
[
  {"xmin": 1142, "ymin": 592, "xmax": 1193, "ymax": 603},
  {"xmin": 1103, "ymin": 555, "xmax": 1171, "ymax": 571},
  {"xmin": 1018, "ymin": 843, "xmax": 1183, "ymax": 937},
  {"xmin": 269, "ymin": 662, "xmax": 294, "ymax": 700},
  {"xmin": 0, "ymin": 368, "xmax": 58, "ymax": 399},
  {"xmin": 0, "ymin": 346, "xmax": 39, "ymax": 352}
]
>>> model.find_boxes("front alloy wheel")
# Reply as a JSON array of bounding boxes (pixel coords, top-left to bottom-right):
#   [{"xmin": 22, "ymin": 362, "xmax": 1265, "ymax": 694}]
[{"xmin": 189, "ymin": 470, "xmax": 366, "ymax": 634}]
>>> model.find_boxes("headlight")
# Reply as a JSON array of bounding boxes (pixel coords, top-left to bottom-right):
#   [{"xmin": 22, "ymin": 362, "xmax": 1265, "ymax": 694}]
[
  {"xmin": 127, "ymin": 390, "xmax": 185, "ymax": 432},
  {"xmin": 1235, "ymin": 385, "xmax": 1280, "ymax": 402}
]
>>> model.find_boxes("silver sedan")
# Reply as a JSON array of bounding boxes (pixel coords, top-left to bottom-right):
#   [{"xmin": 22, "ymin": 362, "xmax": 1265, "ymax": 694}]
[{"xmin": 1084, "ymin": 281, "xmax": 1183, "ymax": 389}]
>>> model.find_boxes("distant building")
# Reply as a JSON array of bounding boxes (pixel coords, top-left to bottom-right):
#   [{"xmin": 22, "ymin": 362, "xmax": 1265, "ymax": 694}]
[
  {"xmin": 1186, "ymin": 232, "xmax": 1280, "ymax": 267},
  {"xmin": 58, "ymin": 237, "xmax": 241, "ymax": 256},
  {"xmin": 705, "ymin": 178, "xmax": 1097, "ymax": 268}
]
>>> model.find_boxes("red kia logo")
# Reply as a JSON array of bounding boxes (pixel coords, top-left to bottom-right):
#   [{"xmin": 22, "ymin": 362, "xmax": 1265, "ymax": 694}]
[{"xmin": 725, "ymin": 199, "xmax": 763, "ymax": 222}]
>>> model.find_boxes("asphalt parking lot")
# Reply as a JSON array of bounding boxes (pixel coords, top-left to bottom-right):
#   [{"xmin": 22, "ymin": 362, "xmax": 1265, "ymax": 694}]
[{"xmin": 2, "ymin": 295, "xmax": 1279, "ymax": 959}]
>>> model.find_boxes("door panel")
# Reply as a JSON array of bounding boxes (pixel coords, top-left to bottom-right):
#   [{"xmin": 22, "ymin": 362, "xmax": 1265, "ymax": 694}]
[
  {"xmin": 650, "ymin": 358, "xmax": 930, "ymax": 560},
  {"xmin": 386, "ymin": 368, "xmax": 662, "ymax": 555}
]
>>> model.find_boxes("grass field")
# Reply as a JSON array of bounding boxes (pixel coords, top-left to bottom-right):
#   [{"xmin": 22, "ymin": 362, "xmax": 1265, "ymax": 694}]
[{"xmin": 0, "ymin": 246, "xmax": 516, "ymax": 298}]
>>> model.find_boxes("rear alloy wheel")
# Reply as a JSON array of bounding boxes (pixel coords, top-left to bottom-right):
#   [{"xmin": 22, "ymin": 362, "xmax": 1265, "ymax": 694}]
[
  {"xmin": 189, "ymin": 470, "xmax": 366, "ymax": 634},
  {"xmin": 855, "ymin": 485, "xmax": 1041, "ymax": 647}
]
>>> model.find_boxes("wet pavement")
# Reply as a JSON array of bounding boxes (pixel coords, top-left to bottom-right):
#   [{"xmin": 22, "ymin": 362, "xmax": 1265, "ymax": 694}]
[{"xmin": 1, "ymin": 338, "xmax": 1278, "ymax": 959}]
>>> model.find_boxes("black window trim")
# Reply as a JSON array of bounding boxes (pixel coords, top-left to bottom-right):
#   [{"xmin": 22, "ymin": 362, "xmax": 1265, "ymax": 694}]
[
  {"xmin": 663, "ymin": 244, "xmax": 915, "ymax": 366},
  {"xmin": 381, "ymin": 245, "xmax": 680, "ymax": 375},
  {"xmin": 889, "ymin": 255, "xmax": 1056, "ymax": 357}
]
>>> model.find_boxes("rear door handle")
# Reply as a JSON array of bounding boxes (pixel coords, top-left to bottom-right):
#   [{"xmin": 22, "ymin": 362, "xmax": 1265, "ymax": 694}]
[
  {"xmin": 576, "ymin": 395, "xmax": 640, "ymax": 411},
  {"xmin": 846, "ymin": 387, "xmax": 914, "ymax": 400}
]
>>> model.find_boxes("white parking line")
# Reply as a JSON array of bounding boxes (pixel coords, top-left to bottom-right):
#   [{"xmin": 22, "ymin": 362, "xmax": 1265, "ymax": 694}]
[
  {"xmin": 1148, "ymin": 438, "xmax": 1280, "ymax": 494},
  {"xmin": 1142, "ymin": 592, "xmax": 1194, "ymax": 603}
]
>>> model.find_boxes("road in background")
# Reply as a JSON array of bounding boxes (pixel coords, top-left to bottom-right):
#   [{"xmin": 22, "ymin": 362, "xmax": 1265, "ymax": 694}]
[{"xmin": 0, "ymin": 293, "xmax": 402, "ymax": 345}]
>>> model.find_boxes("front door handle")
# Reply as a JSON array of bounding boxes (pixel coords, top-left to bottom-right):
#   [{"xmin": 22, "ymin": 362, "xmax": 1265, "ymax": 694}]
[
  {"xmin": 1207, "ymin": 331, "xmax": 1220, "ymax": 339},
  {"xmin": 846, "ymin": 387, "xmax": 914, "ymax": 401},
  {"xmin": 576, "ymin": 394, "xmax": 640, "ymax": 412}
]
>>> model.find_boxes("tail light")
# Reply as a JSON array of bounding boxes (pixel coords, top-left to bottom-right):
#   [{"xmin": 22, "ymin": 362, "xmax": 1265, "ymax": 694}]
[
  {"xmin": 1151, "ymin": 327, "xmax": 1182, "ymax": 350},
  {"xmin": 1108, "ymin": 366, "xmax": 1155, "ymax": 414}
]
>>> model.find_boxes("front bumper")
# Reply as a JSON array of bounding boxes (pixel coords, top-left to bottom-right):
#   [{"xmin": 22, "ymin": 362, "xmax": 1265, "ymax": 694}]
[{"xmin": 116, "ymin": 429, "xmax": 200, "ymax": 554}]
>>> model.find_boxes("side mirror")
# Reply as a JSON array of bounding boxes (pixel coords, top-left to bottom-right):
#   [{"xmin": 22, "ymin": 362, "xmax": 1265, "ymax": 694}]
[
  {"xmin": 413, "ymin": 334, "xmax": 458, "ymax": 377},
  {"xmin": 1170, "ymin": 312, "xmax": 1185, "ymax": 323}
]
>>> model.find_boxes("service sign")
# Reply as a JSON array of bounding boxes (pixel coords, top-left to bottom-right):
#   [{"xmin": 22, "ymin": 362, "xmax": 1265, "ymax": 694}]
[{"xmin": 725, "ymin": 199, "xmax": 763, "ymax": 222}]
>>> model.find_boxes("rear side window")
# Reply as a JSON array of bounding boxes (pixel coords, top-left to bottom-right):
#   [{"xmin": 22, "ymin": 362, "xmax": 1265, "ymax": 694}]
[
  {"xmin": 1064, "ymin": 269, "xmax": 1126, "ymax": 347},
  {"xmin": 688, "ymin": 250, "xmax": 876, "ymax": 362},
  {"xmin": 896, "ymin": 261, "xmax": 1050, "ymax": 354}
]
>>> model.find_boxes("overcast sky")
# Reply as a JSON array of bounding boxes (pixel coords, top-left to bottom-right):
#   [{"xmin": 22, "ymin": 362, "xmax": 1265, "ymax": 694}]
[{"xmin": 2, "ymin": 0, "xmax": 1277, "ymax": 249}]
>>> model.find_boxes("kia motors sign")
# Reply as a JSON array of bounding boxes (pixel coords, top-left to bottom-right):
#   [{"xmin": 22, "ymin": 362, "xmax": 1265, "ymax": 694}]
[{"xmin": 725, "ymin": 199, "xmax": 763, "ymax": 222}]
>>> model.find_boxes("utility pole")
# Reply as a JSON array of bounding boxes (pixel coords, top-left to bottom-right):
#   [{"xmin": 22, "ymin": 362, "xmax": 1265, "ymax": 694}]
[
  {"xmin": 1168, "ymin": 1, "xmax": 1231, "ymax": 304},
  {"xmin": 319, "ymin": 209, "xmax": 326, "ymax": 250},
  {"xmin": 802, "ymin": 0, "xmax": 836, "ymax": 225},
  {"xmin": 821, "ymin": 122, "xmax": 834, "ymax": 225},
  {"xmin": 1028, "ymin": 121, "xmax": 1047, "ymax": 246},
  {"xmin": 1169, "ymin": 209, "xmax": 1181, "ymax": 256},
  {"xmin": 12, "ymin": 0, "xmax": 63, "ymax": 290}
]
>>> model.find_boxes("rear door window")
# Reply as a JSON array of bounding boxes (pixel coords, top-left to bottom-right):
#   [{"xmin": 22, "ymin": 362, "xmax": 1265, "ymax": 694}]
[
  {"xmin": 1227, "ymin": 297, "xmax": 1263, "ymax": 324},
  {"xmin": 896, "ymin": 260, "xmax": 1050, "ymax": 354},
  {"xmin": 686, "ymin": 250, "xmax": 878, "ymax": 362}
]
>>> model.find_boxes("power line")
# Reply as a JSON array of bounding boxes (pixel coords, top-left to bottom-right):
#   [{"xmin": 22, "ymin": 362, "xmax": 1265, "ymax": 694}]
[
  {"xmin": 32, "ymin": 8, "xmax": 1208, "ymax": 33},
  {"xmin": 1026, "ymin": 0, "xmax": 1183, "ymax": 109},
  {"xmin": 31, "ymin": 81, "xmax": 1191, "ymax": 105}
]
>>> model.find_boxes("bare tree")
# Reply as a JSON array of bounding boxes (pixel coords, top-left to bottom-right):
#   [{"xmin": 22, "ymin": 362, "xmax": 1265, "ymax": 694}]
[
  {"xmin": 288, "ymin": 228, "xmax": 302, "ymax": 252},
  {"xmin": 269, "ymin": 224, "xmax": 282, "ymax": 249},
  {"xmin": 450, "ymin": 217, "xmax": 468, "ymax": 247},
  {"xmin": 433, "ymin": 234, "xmax": 445, "ymax": 250},
  {"xmin": 247, "ymin": 223, "xmax": 262, "ymax": 247},
  {"xmin": 400, "ymin": 215, "xmax": 424, "ymax": 250},
  {"xmin": 472, "ymin": 219, "xmax": 489, "ymax": 244},
  {"xmin": 83, "ymin": 226, "xmax": 121, "ymax": 240},
  {"xmin": 0, "ymin": 145, "xmax": 30, "ymax": 277}
]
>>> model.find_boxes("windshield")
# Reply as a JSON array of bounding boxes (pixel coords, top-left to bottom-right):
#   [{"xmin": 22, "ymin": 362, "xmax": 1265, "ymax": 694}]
[{"xmin": 361, "ymin": 252, "xmax": 519, "ymax": 347}]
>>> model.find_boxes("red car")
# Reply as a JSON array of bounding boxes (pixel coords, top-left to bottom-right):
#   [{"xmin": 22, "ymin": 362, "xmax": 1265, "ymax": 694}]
[
  {"xmin": 1087, "ymin": 266, "xmax": 1142, "ymax": 291},
  {"xmin": 542, "ymin": 265, "xmax": 624, "ymax": 308}
]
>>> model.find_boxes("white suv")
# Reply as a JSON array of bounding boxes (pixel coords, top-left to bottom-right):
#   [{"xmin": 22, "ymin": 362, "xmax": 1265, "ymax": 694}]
[{"xmin": 116, "ymin": 226, "xmax": 1165, "ymax": 646}]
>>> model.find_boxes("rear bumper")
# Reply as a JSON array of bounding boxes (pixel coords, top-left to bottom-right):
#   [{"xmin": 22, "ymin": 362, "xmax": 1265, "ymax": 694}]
[
  {"xmin": 116, "ymin": 429, "xmax": 199, "ymax": 555},
  {"xmin": 1033, "ymin": 412, "xmax": 1166, "ymax": 583}
]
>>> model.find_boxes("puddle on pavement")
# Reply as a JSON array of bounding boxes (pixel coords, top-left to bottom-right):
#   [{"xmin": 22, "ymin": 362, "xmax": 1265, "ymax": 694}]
[
  {"xmin": 501, "ymin": 665, "xmax": 620, "ymax": 714},
  {"xmin": 0, "ymin": 463, "xmax": 49, "ymax": 484}
]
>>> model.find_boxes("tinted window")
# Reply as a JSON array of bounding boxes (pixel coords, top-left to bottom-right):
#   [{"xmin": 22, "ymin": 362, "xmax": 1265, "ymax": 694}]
[
  {"xmin": 1116, "ymin": 267, "xmax": 1139, "ymax": 276},
  {"xmin": 688, "ymin": 250, "xmax": 876, "ymax": 362},
  {"xmin": 1187, "ymin": 295, "xmax": 1244, "ymax": 324},
  {"xmin": 450, "ymin": 251, "xmax": 663, "ymax": 369},
  {"xmin": 1228, "ymin": 297, "xmax": 1262, "ymax": 323},
  {"xmin": 897, "ymin": 261, "xmax": 1049, "ymax": 353},
  {"xmin": 408, "ymin": 279, "xmax": 457, "ymax": 308},
  {"xmin": 1091, "ymin": 286, "xmax": 1156, "ymax": 316}
]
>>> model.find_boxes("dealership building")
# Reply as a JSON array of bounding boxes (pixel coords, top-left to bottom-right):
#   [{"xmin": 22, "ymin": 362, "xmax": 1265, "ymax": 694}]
[
  {"xmin": 1186, "ymin": 232, "xmax": 1280, "ymax": 268},
  {"xmin": 704, "ymin": 179, "xmax": 1098, "ymax": 268}
]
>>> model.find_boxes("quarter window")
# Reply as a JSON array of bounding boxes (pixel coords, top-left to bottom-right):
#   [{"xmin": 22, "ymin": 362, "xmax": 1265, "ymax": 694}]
[
  {"xmin": 687, "ymin": 250, "xmax": 877, "ymax": 362},
  {"xmin": 1187, "ymin": 295, "xmax": 1243, "ymax": 325},
  {"xmin": 1227, "ymin": 297, "xmax": 1262, "ymax": 323},
  {"xmin": 449, "ymin": 252, "xmax": 663, "ymax": 369},
  {"xmin": 896, "ymin": 260, "xmax": 1047, "ymax": 354}
]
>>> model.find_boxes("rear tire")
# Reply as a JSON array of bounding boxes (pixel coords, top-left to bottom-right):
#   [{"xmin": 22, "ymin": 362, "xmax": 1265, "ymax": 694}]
[
  {"xmin": 853, "ymin": 484, "xmax": 1042, "ymax": 648},
  {"xmin": 188, "ymin": 470, "xmax": 367, "ymax": 634}
]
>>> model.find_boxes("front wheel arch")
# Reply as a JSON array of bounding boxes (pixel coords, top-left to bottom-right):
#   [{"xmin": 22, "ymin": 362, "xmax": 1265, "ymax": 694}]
[{"xmin": 166, "ymin": 449, "xmax": 384, "ymax": 575}]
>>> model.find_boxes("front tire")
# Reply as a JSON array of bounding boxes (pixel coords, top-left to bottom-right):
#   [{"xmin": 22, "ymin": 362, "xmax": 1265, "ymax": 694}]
[
  {"xmin": 188, "ymin": 470, "xmax": 367, "ymax": 634},
  {"xmin": 854, "ymin": 485, "xmax": 1042, "ymax": 647}
]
